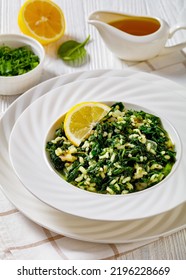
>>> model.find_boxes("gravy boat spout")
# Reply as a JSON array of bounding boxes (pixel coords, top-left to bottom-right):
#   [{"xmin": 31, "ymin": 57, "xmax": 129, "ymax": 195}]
[{"xmin": 88, "ymin": 10, "xmax": 186, "ymax": 61}]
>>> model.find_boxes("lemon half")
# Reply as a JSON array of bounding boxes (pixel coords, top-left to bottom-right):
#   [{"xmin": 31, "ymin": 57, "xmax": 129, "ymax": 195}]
[
  {"xmin": 64, "ymin": 102, "xmax": 111, "ymax": 146},
  {"xmin": 18, "ymin": 0, "xmax": 66, "ymax": 45}
]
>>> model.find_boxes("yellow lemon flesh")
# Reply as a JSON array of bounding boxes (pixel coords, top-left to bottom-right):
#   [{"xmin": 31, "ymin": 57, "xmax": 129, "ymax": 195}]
[
  {"xmin": 64, "ymin": 102, "xmax": 111, "ymax": 146},
  {"xmin": 18, "ymin": 0, "xmax": 66, "ymax": 45}
]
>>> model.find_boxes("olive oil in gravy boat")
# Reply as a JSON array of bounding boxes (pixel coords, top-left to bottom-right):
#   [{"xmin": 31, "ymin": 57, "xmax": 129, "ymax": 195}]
[{"xmin": 88, "ymin": 11, "xmax": 186, "ymax": 61}]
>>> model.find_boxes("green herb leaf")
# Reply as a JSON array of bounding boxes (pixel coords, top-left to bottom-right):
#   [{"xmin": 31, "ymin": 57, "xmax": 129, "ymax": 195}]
[{"xmin": 58, "ymin": 35, "xmax": 90, "ymax": 61}]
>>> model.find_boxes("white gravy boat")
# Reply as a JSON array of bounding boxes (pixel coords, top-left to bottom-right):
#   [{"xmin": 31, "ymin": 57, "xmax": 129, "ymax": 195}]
[{"xmin": 88, "ymin": 10, "xmax": 186, "ymax": 61}]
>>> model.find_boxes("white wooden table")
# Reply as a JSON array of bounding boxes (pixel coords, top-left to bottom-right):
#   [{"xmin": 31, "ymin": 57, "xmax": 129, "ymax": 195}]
[{"xmin": 0, "ymin": 0, "xmax": 186, "ymax": 260}]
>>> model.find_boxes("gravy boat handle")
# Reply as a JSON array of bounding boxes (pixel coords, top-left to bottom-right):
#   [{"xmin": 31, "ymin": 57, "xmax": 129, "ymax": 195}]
[{"xmin": 160, "ymin": 23, "xmax": 186, "ymax": 55}]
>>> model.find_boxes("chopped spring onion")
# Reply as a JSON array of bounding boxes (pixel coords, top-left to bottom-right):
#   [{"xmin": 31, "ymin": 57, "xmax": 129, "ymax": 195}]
[{"xmin": 0, "ymin": 45, "xmax": 39, "ymax": 76}]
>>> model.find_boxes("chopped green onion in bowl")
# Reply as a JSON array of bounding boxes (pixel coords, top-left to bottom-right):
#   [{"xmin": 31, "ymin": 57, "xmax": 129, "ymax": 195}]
[
  {"xmin": 46, "ymin": 102, "xmax": 177, "ymax": 195},
  {"xmin": 0, "ymin": 33, "xmax": 45, "ymax": 95}
]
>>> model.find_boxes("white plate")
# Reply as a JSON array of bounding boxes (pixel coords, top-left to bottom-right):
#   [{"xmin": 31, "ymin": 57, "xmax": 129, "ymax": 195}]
[
  {"xmin": 9, "ymin": 75, "xmax": 186, "ymax": 221},
  {"xmin": 1, "ymin": 69, "xmax": 186, "ymax": 243}
]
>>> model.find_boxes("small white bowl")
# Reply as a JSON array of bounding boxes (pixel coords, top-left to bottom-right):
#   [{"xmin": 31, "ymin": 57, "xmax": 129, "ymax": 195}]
[{"xmin": 0, "ymin": 33, "xmax": 45, "ymax": 95}]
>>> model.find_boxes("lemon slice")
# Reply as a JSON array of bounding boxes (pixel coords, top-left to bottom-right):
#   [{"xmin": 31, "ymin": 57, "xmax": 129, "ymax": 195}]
[
  {"xmin": 64, "ymin": 102, "xmax": 111, "ymax": 146},
  {"xmin": 18, "ymin": 0, "xmax": 66, "ymax": 45}
]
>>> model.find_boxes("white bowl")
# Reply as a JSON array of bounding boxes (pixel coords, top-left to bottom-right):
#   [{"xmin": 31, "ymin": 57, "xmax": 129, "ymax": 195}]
[
  {"xmin": 0, "ymin": 33, "xmax": 45, "ymax": 95},
  {"xmin": 8, "ymin": 76, "xmax": 185, "ymax": 221}
]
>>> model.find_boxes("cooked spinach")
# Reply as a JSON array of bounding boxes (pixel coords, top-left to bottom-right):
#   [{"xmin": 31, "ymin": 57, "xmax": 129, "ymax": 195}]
[{"xmin": 46, "ymin": 102, "xmax": 176, "ymax": 194}]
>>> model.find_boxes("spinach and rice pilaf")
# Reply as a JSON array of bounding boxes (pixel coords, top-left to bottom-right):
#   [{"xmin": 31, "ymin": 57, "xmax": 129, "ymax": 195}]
[{"xmin": 46, "ymin": 102, "xmax": 176, "ymax": 194}]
